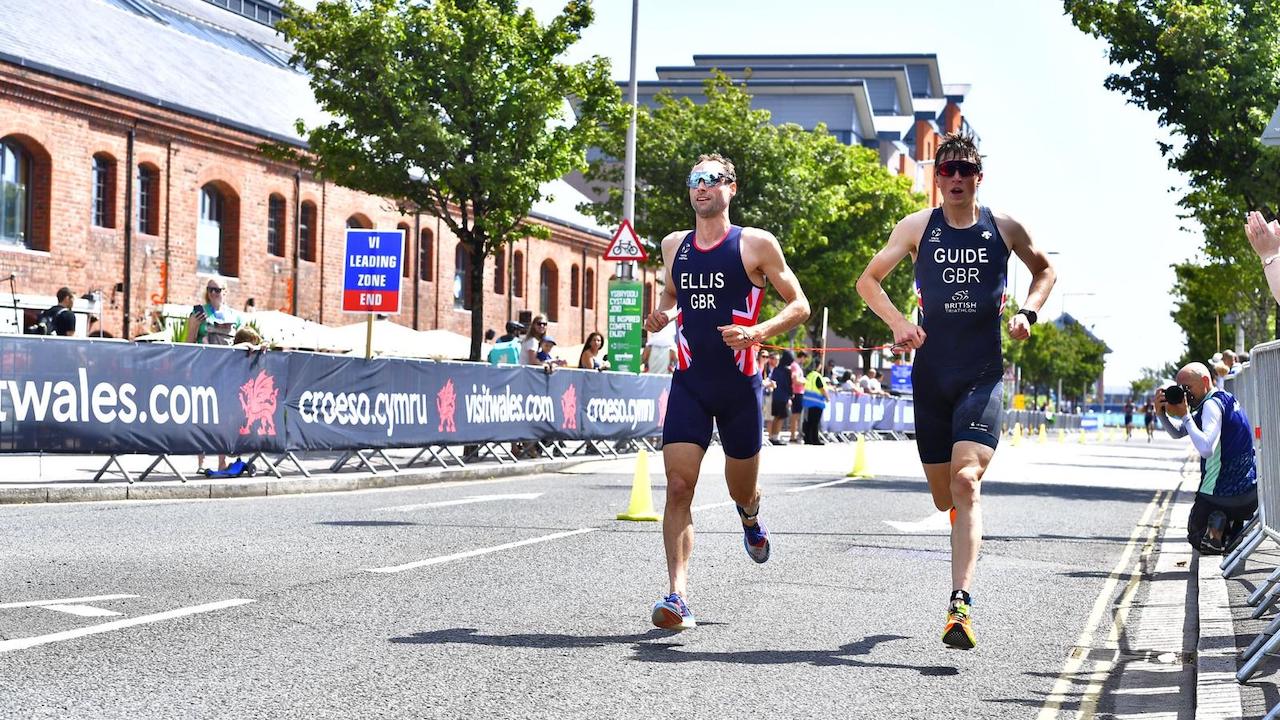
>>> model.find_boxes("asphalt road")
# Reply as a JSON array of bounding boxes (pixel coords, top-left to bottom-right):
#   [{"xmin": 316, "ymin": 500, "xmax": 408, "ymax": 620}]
[{"xmin": 0, "ymin": 435, "xmax": 1192, "ymax": 719}]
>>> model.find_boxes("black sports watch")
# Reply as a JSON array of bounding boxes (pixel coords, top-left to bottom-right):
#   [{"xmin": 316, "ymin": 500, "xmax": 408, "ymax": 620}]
[{"xmin": 1017, "ymin": 309, "xmax": 1038, "ymax": 325}]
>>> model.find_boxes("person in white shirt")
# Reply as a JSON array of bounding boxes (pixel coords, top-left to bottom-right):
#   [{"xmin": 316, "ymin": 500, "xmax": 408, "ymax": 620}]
[{"xmin": 642, "ymin": 323, "xmax": 676, "ymax": 374}]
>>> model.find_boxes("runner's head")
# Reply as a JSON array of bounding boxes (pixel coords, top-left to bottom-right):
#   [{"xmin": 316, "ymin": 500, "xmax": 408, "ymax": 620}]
[
  {"xmin": 687, "ymin": 153, "xmax": 737, "ymax": 219},
  {"xmin": 933, "ymin": 131, "xmax": 983, "ymax": 205}
]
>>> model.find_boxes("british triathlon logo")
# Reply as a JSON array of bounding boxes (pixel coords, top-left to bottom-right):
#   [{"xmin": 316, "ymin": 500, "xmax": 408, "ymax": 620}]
[
  {"xmin": 560, "ymin": 384, "xmax": 578, "ymax": 431},
  {"xmin": 238, "ymin": 370, "xmax": 279, "ymax": 436},
  {"xmin": 436, "ymin": 379, "xmax": 458, "ymax": 433},
  {"xmin": 944, "ymin": 288, "xmax": 979, "ymax": 314},
  {"xmin": 981, "ymin": 230, "xmax": 993, "ymax": 240},
  {"xmin": 677, "ymin": 243, "xmax": 690, "ymax": 261},
  {"xmin": 928, "ymin": 227, "xmax": 942, "ymax": 243}
]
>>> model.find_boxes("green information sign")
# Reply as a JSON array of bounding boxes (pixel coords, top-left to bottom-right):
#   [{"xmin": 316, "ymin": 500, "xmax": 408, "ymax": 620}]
[{"xmin": 607, "ymin": 279, "xmax": 644, "ymax": 373}]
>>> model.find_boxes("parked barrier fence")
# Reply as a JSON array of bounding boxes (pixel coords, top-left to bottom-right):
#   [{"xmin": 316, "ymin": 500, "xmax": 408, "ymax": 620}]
[{"xmin": 1206, "ymin": 339, "xmax": 1280, "ymax": 699}]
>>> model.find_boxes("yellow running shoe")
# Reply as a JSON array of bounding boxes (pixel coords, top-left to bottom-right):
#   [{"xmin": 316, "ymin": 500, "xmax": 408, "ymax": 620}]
[{"xmin": 942, "ymin": 601, "xmax": 976, "ymax": 650}]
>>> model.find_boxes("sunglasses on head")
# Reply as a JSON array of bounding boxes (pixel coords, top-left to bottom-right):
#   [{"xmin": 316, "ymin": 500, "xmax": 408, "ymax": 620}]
[
  {"xmin": 936, "ymin": 160, "xmax": 982, "ymax": 178},
  {"xmin": 687, "ymin": 170, "xmax": 734, "ymax": 189}
]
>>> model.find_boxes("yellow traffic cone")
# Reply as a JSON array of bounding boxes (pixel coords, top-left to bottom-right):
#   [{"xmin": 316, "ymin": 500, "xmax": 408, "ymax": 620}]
[
  {"xmin": 1078, "ymin": 428, "xmax": 1086, "ymax": 444},
  {"xmin": 1011, "ymin": 422, "xmax": 1022, "ymax": 447},
  {"xmin": 847, "ymin": 435, "xmax": 872, "ymax": 478},
  {"xmin": 1038, "ymin": 424, "xmax": 1047, "ymax": 444},
  {"xmin": 617, "ymin": 448, "xmax": 661, "ymax": 521}
]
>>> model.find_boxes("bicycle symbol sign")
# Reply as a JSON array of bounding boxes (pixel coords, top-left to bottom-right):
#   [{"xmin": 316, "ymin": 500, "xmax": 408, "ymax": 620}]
[{"xmin": 604, "ymin": 219, "xmax": 648, "ymax": 261}]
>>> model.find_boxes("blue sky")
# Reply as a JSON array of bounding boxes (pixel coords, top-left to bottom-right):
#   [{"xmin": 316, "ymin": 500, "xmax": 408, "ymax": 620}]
[{"xmin": 523, "ymin": 0, "xmax": 1207, "ymax": 389}]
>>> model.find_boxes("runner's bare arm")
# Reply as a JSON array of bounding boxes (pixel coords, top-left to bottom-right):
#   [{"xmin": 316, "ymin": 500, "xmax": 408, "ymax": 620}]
[
  {"xmin": 721, "ymin": 228, "xmax": 810, "ymax": 353},
  {"xmin": 645, "ymin": 231, "xmax": 686, "ymax": 333},
  {"xmin": 995, "ymin": 212, "xmax": 1056, "ymax": 341},
  {"xmin": 856, "ymin": 210, "xmax": 929, "ymax": 349}
]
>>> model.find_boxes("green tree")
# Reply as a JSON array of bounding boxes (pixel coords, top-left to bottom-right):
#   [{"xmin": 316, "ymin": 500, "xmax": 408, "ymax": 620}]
[
  {"xmin": 1064, "ymin": 0, "xmax": 1280, "ymax": 346},
  {"xmin": 1131, "ymin": 363, "xmax": 1177, "ymax": 399},
  {"xmin": 274, "ymin": 0, "xmax": 622, "ymax": 359},
  {"xmin": 581, "ymin": 74, "xmax": 925, "ymax": 350},
  {"xmin": 1170, "ymin": 259, "xmax": 1252, "ymax": 364}
]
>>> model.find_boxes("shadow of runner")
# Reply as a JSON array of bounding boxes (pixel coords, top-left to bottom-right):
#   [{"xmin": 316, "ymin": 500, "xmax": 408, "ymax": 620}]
[
  {"xmin": 391, "ymin": 629, "xmax": 957, "ymax": 676},
  {"xmin": 630, "ymin": 634, "xmax": 958, "ymax": 676}
]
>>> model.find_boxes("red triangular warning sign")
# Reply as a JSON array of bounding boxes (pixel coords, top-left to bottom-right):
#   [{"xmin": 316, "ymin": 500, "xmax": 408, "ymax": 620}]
[{"xmin": 603, "ymin": 219, "xmax": 648, "ymax": 261}]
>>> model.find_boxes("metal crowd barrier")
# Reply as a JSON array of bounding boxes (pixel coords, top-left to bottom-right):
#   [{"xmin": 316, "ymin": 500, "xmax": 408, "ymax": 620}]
[
  {"xmin": 1212, "ymin": 340, "xmax": 1280, "ymax": 689},
  {"xmin": 1004, "ymin": 409, "xmax": 1083, "ymax": 432}
]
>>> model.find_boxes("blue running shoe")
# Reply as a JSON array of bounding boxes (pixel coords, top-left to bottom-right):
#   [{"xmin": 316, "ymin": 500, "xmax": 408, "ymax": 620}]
[
  {"xmin": 737, "ymin": 504, "xmax": 771, "ymax": 564},
  {"xmin": 651, "ymin": 593, "xmax": 696, "ymax": 631}
]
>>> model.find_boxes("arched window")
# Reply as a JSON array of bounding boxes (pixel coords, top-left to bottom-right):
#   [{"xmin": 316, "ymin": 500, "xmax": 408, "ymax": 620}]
[
  {"xmin": 345, "ymin": 214, "xmax": 370, "ymax": 229},
  {"xmin": 136, "ymin": 164, "xmax": 159, "ymax": 236},
  {"xmin": 397, "ymin": 222, "xmax": 411, "ymax": 277},
  {"xmin": 267, "ymin": 194, "xmax": 287, "ymax": 257},
  {"xmin": 583, "ymin": 267, "xmax": 595, "ymax": 310},
  {"xmin": 91, "ymin": 153, "xmax": 116, "ymax": 228},
  {"xmin": 418, "ymin": 228, "xmax": 433, "ymax": 281},
  {"xmin": 0, "ymin": 139, "xmax": 32, "ymax": 248},
  {"xmin": 512, "ymin": 250, "xmax": 524, "ymax": 297},
  {"xmin": 453, "ymin": 244, "xmax": 472, "ymax": 310},
  {"xmin": 570, "ymin": 265, "xmax": 580, "ymax": 308},
  {"xmin": 493, "ymin": 248, "xmax": 505, "ymax": 294},
  {"xmin": 197, "ymin": 184, "xmax": 225, "ymax": 275},
  {"xmin": 539, "ymin": 259, "xmax": 558, "ymax": 322},
  {"xmin": 299, "ymin": 201, "xmax": 316, "ymax": 262}
]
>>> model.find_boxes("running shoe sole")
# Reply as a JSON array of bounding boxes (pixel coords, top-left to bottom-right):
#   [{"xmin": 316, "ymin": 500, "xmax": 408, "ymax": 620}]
[
  {"xmin": 651, "ymin": 602, "xmax": 696, "ymax": 631},
  {"xmin": 942, "ymin": 619, "xmax": 976, "ymax": 650},
  {"xmin": 744, "ymin": 532, "xmax": 771, "ymax": 563}
]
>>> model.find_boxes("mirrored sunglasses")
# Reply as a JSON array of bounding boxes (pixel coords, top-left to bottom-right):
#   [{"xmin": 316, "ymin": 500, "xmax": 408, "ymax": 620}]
[
  {"xmin": 936, "ymin": 160, "xmax": 982, "ymax": 178},
  {"xmin": 686, "ymin": 170, "xmax": 734, "ymax": 189}
]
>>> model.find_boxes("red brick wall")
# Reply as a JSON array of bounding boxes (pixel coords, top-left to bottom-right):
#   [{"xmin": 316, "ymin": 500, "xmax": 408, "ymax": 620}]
[{"xmin": 0, "ymin": 63, "xmax": 614, "ymax": 347}]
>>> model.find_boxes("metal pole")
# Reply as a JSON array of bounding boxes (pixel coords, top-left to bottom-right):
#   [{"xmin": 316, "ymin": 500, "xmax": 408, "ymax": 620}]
[
  {"xmin": 819, "ymin": 307, "xmax": 829, "ymax": 374},
  {"xmin": 365, "ymin": 313, "xmax": 374, "ymax": 360},
  {"xmin": 620, "ymin": 0, "xmax": 639, "ymax": 283},
  {"xmin": 123, "ymin": 128, "xmax": 135, "ymax": 338}
]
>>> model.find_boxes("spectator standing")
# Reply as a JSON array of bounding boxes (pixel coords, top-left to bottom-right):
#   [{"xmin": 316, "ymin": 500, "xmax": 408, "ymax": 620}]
[
  {"xmin": 642, "ymin": 322, "xmax": 676, "ymax": 374},
  {"xmin": 859, "ymin": 368, "xmax": 885, "ymax": 395},
  {"xmin": 801, "ymin": 362, "xmax": 828, "ymax": 445},
  {"xmin": 768, "ymin": 350, "xmax": 795, "ymax": 446},
  {"xmin": 789, "ymin": 350, "xmax": 807, "ymax": 443},
  {"xmin": 497, "ymin": 320, "xmax": 525, "ymax": 343},
  {"xmin": 185, "ymin": 280, "xmax": 241, "ymax": 345},
  {"xmin": 1223, "ymin": 349, "xmax": 1238, "ymax": 378},
  {"xmin": 32, "ymin": 287, "xmax": 76, "ymax": 336},
  {"xmin": 521, "ymin": 314, "xmax": 547, "ymax": 365},
  {"xmin": 579, "ymin": 332, "xmax": 605, "ymax": 370},
  {"xmin": 838, "ymin": 371, "xmax": 856, "ymax": 393}
]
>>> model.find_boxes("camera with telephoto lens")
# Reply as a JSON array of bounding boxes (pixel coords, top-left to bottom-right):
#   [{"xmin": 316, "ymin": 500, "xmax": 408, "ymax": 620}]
[{"xmin": 1164, "ymin": 384, "xmax": 1187, "ymax": 405}]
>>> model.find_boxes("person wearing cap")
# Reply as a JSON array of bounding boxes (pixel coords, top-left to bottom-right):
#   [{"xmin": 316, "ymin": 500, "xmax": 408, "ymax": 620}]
[
  {"xmin": 497, "ymin": 320, "xmax": 525, "ymax": 343},
  {"xmin": 487, "ymin": 320, "xmax": 525, "ymax": 365}
]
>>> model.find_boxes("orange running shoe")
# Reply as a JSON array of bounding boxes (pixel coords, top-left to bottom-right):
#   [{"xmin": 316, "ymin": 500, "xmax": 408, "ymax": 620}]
[
  {"xmin": 949, "ymin": 507, "xmax": 957, "ymax": 526},
  {"xmin": 942, "ymin": 600, "xmax": 976, "ymax": 650}
]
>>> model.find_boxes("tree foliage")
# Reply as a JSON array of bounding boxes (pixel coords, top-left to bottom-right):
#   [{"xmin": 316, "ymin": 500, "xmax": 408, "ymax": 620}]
[
  {"xmin": 1064, "ymin": 0, "xmax": 1280, "ymax": 348},
  {"xmin": 581, "ymin": 74, "xmax": 926, "ymax": 348},
  {"xmin": 1015, "ymin": 317, "xmax": 1109, "ymax": 402},
  {"xmin": 273, "ymin": 0, "xmax": 622, "ymax": 359}
]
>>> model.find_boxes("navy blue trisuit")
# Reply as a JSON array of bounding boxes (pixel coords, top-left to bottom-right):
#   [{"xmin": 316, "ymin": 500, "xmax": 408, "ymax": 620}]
[
  {"xmin": 660, "ymin": 225, "xmax": 766, "ymax": 459},
  {"xmin": 912, "ymin": 207, "xmax": 1010, "ymax": 464}
]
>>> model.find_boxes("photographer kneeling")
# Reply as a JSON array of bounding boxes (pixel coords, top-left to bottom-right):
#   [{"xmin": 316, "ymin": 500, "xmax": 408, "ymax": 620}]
[{"xmin": 1157, "ymin": 362, "xmax": 1258, "ymax": 554}]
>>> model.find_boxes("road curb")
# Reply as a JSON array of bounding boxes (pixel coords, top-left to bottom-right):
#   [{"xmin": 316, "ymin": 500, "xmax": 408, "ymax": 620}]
[
  {"xmin": 0, "ymin": 457, "xmax": 591, "ymax": 505},
  {"xmin": 1196, "ymin": 543, "xmax": 1246, "ymax": 719}
]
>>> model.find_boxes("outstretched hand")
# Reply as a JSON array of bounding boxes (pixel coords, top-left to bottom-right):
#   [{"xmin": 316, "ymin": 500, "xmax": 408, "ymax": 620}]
[{"xmin": 1246, "ymin": 211, "xmax": 1280, "ymax": 260}]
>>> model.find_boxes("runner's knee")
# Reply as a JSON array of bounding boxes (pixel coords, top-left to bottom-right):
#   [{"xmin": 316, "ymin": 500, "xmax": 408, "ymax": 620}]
[
  {"xmin": 950, "ymin": 467, "xmax": 982, "ymax": 506},
  {"xmin": 665, "ymin": 471, "xmax": 698, "ymax": 506}
]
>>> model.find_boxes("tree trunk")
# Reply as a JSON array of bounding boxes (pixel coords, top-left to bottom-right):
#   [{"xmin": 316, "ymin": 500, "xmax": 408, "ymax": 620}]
[{"xmin": 468, "ymin": 242, "xmax": 487, "ymax": 362}]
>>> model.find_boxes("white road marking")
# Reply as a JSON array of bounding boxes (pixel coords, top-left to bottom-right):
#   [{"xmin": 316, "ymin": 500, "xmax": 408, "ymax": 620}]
[
  {"xmin": 376, "ymin": 492, "xmax": 543, "ymax": 512},
  {"xmin": 41, "ymin": 604, "xmax": 122, "ymax": 618},
  {"xmin": 0, "ymin": 594, "xmax": 138, "ymax": 609},
  {"xmin": 0, "ymin": 599, "xmax": 255, "ymax": 653},
  {"xmin": 691, "ymin": 501, "xmax": 735, "ymax": 513},
  {"xmin": 365, "ymin": 528, "xmax": 598, "ymax": 574},
  {"xmin": 1037, "ymin": 488, "xmax": 1170, "ymax": 719},
  {"xmin": 785, "ymin": 478, "xmax": 852, "ymax": 493},
  {"xmin": 883, "ymin": 511, "xmax": 951, "ymax": 533}
]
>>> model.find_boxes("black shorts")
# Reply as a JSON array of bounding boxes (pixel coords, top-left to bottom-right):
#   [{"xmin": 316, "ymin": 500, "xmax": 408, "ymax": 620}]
[
  {"xmin": 911, "ymin": 364, "xmax": 1003, "ymax": 465},
  {"xmin": 790, "ymin": 394, "xmax": 803, "ymax": 415},
  {"xmin": 662, "ymin": 369, "xmax": 763, "ymax": 459},
  {"xmin": 770, "ymin": 391, "xmax": 792, "ymax": 419},
  {"xmin": 1124, "ymin": 414, "xmax": 1134, "ymax": 426}
]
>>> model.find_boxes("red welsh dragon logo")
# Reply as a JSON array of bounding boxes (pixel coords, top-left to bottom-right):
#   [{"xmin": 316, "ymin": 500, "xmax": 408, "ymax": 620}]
[
  {"xmin": 560, "ymin": 383, "xmax": 577, "ymax": 430},
  {"xmin": 238, "ymin": 370, "xmax": 278, "ymax": 436},
  {"xmin": 436, "ymin": 378, "xmax": 457, "ymax": 433}
]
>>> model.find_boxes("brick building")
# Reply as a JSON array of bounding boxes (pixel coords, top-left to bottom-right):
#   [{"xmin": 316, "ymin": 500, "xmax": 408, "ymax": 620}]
[{"xmin": 0, "ymin": 0, "xmax": 657, "ymax": 346}]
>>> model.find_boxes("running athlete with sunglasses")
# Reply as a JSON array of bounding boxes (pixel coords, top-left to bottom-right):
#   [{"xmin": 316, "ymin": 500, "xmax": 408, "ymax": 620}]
[
  {"xmin": 646, "ymin": 153, "xmax": 810, "ymax": 631},
  {"xmin": 856, "ymin": 132, "xmax": 1056, "ymax": 649}
]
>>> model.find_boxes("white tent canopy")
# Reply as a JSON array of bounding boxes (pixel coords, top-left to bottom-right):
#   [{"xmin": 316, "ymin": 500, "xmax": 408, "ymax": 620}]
[{"xmin": 332, "ymin": 320, "xmax": 472, "ymax": 359}]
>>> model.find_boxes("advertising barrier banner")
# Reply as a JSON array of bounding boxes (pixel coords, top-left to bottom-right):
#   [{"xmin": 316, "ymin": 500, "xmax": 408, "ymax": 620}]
[{"xmin": 0, "ymin": 337, "xmax": 287, "ymax": 455}]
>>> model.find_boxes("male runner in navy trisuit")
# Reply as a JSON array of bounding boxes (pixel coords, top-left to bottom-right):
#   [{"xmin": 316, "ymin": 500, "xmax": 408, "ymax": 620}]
[
  {"xmin": 647, "ymin": 153, "xmax": 810, "ymax": 631},
  {"xmin": 856, "ymin": 132, "xmax": 1056, "ymax": 649}
]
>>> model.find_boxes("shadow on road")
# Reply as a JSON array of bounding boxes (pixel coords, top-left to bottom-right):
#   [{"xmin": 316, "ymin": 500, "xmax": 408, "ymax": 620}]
[
  {"xmin": 808, "ymin": 476, "xmax": 1163, "ymax": 505},
  {"xmin": 390, "ymin": 628, "xmax": 958, "ymax": 676}
]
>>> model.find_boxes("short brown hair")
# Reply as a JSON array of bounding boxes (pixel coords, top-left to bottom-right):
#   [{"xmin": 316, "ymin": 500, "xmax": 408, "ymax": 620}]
[
  {"xmin": 233, "ymin": 327, "xmax": 261, "ymax": 345},
  {"xmin": 694, "ymin": 153, "xmax": 736, "ymax": 180},
  {"xmin": 934, "ymin": 131, "xmax": 981, "ymax": 166}
]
